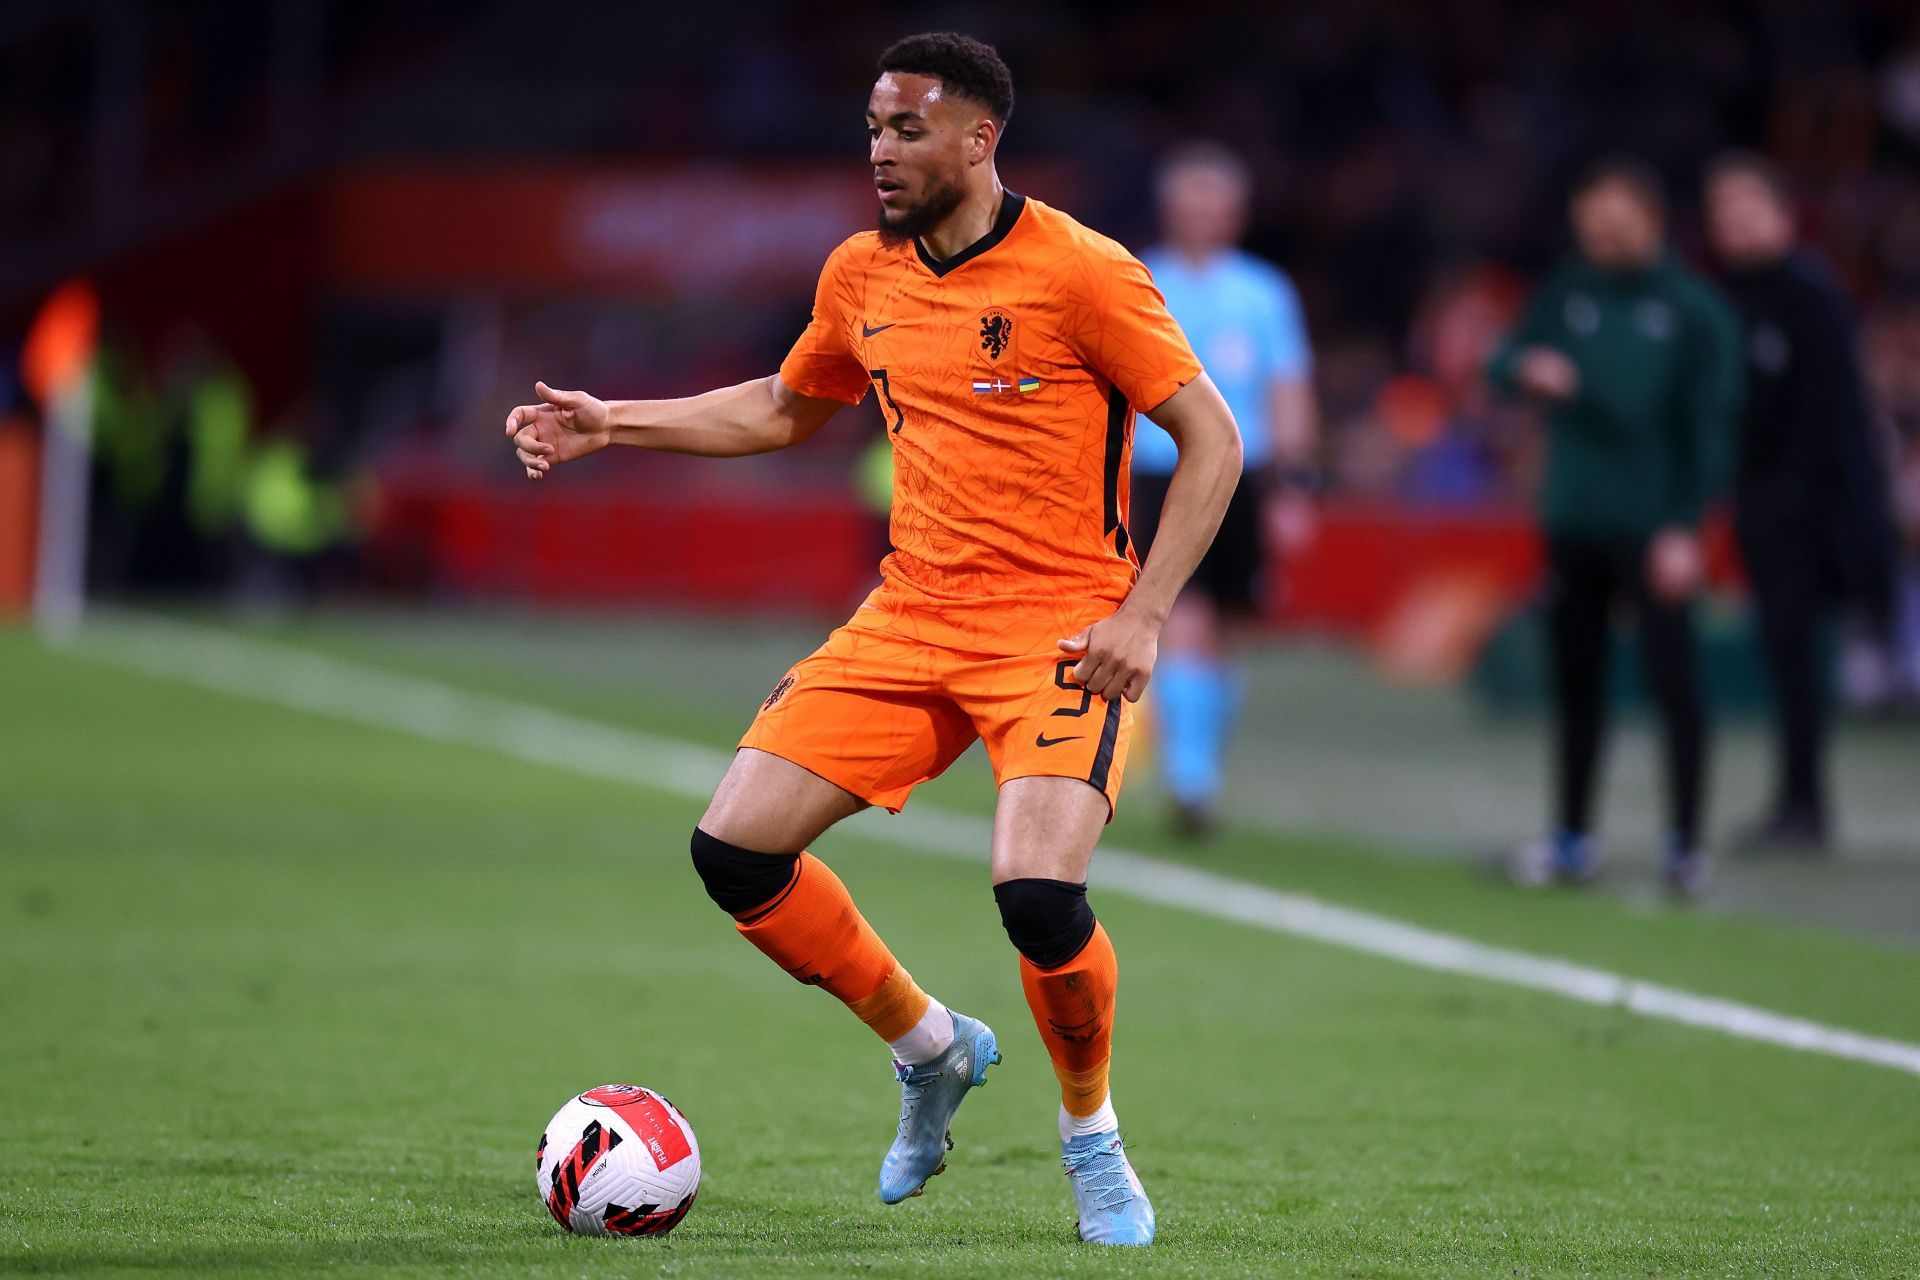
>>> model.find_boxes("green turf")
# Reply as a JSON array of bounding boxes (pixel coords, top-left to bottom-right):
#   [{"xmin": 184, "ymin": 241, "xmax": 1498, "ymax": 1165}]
[
  {"xmin": 194, "ymin": 609, "xmax": 1920, "ymax": 1041},
  {"xmin": 2, "ymin": 622, "xmax": 1917, "ymax": 1278}
]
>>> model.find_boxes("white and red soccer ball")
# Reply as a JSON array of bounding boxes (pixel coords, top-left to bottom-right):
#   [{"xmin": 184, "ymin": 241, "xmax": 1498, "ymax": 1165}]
[{"xmin": 535, "ymin": 1084, "xmax": 701, "ymax": 1237}]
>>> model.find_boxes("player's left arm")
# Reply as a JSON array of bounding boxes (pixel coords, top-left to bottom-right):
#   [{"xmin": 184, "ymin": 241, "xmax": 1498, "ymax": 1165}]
[
  {"xmin": 1261, "ymin": 270, "xmax": 1321, "ymax": 553},
  {"xmin": 1061, "ymin": 373, "xmax": 1243, "ymax": 701},
  {"xmin": 1261, "ymin": 268, "xmax": 1319, "ymax": 481},
  {"xmin": 1260, "ymin": 376, "xmax": 1320, "ymax": 557}
]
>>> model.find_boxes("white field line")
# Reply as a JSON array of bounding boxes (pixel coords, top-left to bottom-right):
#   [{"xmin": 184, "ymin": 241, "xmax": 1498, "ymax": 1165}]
[{"xmin": 67, "ymin": 613, "xmax": 1920, "ymax": 1079}]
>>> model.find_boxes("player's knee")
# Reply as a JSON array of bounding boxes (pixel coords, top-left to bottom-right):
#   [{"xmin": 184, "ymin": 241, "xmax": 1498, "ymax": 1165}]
[
  {"xmin": 994, "ymin": 878, "xmax": 1096, "ymax": 969},
  {"xmin": 690, "ymin": 828, "xmax": 799, "ymax": 917}
]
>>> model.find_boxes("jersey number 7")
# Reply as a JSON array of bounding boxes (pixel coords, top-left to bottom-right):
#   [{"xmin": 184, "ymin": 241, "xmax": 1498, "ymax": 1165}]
[{"xmin": 868, "ymin": 368, "xmax": 906, "ymax": 434}]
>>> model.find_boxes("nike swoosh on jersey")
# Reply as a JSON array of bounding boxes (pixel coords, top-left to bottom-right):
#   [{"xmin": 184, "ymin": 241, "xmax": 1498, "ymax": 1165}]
[
  {"xmin": 862, "ymin": 322, "xmax": 895, "ymax": 337},
  {"xmin": 1034, "ymin": 732, "xmax": 1084, "ymax": 748}
]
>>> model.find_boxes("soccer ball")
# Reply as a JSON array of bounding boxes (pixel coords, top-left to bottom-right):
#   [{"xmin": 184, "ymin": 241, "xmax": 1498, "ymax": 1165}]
[{"xmin": 535, "ymin": 1084, "xmax": 701, "ymax": 1237}]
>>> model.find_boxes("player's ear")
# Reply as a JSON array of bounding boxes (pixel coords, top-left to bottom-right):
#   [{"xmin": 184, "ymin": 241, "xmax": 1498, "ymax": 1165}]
[{"xmin": 970, "ymin": 117, "xmax": 997, "ymax": 166}]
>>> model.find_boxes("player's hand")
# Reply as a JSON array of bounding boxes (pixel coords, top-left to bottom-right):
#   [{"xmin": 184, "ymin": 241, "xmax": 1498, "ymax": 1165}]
[
  {"xmin": 1646, "ymin": 526, "xmax": 1705, "ymax": 602},
  {"xmin": 504, "ymin": 381, "xmax": 612, "ymax": 480},
  {"xmin": 1058, "ymin": 605, "xmax": 1159, "ymax": 703},
  {"xmin": 1515, "ymin": 347, "xmax": 1579, "ymax": 401}
]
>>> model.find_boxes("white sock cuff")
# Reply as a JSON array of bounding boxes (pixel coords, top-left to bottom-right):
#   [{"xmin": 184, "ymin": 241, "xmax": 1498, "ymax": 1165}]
[
  {"xmin": 886, "ymin": 996, "xmax": 955, "ymax": 1065},
  {"xmin": 1059, "ymin": 1095, "xmax": 1118, "ymax": 1142}
]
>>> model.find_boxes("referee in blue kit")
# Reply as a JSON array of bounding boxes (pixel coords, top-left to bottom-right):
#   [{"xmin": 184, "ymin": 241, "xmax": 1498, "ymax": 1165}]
[{"xmin": 1134, "ymin": 141, "xmax": 1319, "ymax": 837}]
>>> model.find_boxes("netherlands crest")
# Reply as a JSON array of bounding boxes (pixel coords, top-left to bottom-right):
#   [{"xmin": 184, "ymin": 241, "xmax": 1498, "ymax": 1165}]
[{"xmin": 978, "ymin": 308, "xmax": 1014, "ymax": 361}]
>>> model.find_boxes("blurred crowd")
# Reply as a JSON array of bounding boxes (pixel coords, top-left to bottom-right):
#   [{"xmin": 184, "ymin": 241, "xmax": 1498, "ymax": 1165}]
[{"xmin": 2, "ymin": 0, "xmax": 1918, "ymax": 652}]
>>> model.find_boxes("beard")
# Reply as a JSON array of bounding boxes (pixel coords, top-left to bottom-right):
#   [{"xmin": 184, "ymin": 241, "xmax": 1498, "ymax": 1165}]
[{"xmin": 876, "ymin": 172, "xmax": 968, "ymax": 247}]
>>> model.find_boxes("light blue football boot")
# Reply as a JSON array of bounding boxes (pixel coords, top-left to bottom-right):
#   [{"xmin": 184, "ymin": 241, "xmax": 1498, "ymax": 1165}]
[
  {"xmin": 1062, "ymin": 1130, "xmax": 1155, "ymax": 1245},
  {"xmin": 877, "ymin": 1011, "xmax": 1000, "ymax": 1204}
]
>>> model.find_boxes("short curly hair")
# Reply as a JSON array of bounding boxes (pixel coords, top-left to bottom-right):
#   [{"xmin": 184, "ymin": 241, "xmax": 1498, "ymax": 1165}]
[{"xmin": 877, "ymin": 32, "xmax": 1014, "ymax": 125}]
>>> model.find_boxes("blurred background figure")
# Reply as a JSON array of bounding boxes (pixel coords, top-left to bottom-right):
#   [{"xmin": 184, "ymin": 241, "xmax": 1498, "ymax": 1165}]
[
  {"xmin": 83, "ymin": 327, "xmax": 357, "ymax": 608},
  {"xmin": 1133, "ymin": 141, "xmax": 1318, "ymax": 838},
  {"xmin": 1704, "ymin": 152, "xmax": 1902, "ymax": 855},
  {"xmin": 1488, "ymin": 159, "xmax": 1744, "ymax": 895},
  {"xmin": 1870, "ymin": 301, "xmax": 1920, "ymax": 711}
]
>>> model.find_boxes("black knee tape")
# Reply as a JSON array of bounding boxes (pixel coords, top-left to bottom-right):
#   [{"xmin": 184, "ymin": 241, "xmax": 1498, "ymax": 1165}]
[
  {"xmin": 690, "ymin": 828, "xmax": 798, "ymax": 916},
  {"xmin": 994, "ymin": 878, "xmax": 1096, "ymax": 969}
]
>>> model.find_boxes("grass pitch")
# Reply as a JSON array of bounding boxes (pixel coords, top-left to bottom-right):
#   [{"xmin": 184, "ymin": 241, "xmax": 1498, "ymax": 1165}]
[{"xmin": 1, "ymin": 616, "xmax": 1916, "ymax": 1278}]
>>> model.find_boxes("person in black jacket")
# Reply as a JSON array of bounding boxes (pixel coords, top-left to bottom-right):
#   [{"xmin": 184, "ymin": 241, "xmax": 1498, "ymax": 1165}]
[{"xmin": 1704, "ymin": 152, "xmax": 1901, "ymax": 853}]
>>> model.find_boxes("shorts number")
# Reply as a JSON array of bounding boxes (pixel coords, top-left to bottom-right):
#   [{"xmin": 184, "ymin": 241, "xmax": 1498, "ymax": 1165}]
[{"xmin": 1051, "ymin": 659, "xmax": 1093, "ymax": 718}]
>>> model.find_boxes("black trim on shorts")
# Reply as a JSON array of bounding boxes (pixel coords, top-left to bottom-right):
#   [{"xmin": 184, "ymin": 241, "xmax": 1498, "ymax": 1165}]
[
  {"xmin": 1104, "ymin": 386, "xmax": 1130, "ymax": 557},
  {"xmin": 1087, "ymin": 696, "xmax": 1123, "ymax": 792},
  {"xmin": 914, "ymin": 191, "xmax": 1027, "ymax": 278}
]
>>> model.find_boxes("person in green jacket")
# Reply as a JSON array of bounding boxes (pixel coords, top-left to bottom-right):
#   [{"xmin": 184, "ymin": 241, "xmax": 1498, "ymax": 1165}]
[{"xmin": 1487, "ymin": 156, "xmax": 1745, "ymax": 896}]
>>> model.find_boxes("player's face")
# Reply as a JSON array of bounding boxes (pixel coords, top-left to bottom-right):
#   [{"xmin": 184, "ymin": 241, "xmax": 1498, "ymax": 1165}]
[
  {"xmin": 1571, "ymin": 182, "xmax": 1663, "ymax": 271},
  {"xmin": 1706, "ymin": 171, "xmax": 1793, "ymax": 268},
  {"xmin": 1159, "ymin": 164, "xmax": 1246, "ymax": 252},
  {"xmin": 868, "ymin": 72, "xmax": 979, "ymax": 241}
]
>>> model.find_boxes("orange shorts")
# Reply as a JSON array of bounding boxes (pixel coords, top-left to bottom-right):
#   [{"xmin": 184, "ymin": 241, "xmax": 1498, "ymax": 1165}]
[{"xmin": 739, "ymin": 584, "xmax": 1133, "ymax": 816}]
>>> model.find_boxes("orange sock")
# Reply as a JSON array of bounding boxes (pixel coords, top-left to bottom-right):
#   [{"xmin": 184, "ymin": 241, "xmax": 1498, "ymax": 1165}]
[
  {"xmin": 1019, "ymin": 921, "xmax": 1117, "ymax": 1117},
  {"xmin": 733, "ymin": 852, "xmax": 930, "ymax": 1043}
]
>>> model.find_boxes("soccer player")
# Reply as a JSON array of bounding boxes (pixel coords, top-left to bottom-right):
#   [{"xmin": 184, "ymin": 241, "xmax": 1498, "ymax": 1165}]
[
  {"xmin": 1135, "ymin": 141, "xmax": 1318, "ymax": 837},
  {"xmin": 1487, "ymin": 158, "xmax": 1743, "ymax": 897},
  {"xmin": 505, "ymin": 33, "xmax": 1241, "ymax": 1246}
]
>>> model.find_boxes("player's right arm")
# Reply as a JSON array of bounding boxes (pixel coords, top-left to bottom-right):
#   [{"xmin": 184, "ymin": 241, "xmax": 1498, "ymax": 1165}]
[
  {"xmin": 509, "ymin": 243, "xmax": 869, "ymax": 480},
  {"xmin": 505, "ymin": 376, "xmax": 843, "ymax": 479}
]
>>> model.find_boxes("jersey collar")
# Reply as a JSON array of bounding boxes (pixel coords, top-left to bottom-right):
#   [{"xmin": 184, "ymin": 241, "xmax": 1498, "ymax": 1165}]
[{"xmin": 914, "ymin": 191, "xmax": 1027, "ymax": 278}]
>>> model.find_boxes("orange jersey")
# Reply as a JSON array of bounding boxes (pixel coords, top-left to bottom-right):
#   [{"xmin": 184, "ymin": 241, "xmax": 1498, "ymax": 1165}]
[{"xmin": 780, "ymin": 192, "xmax": 1203, "ymax": 607}]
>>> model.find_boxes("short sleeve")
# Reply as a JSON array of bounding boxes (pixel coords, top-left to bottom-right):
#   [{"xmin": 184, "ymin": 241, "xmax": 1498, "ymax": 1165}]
[
  {"xmin": 1260, "ymin": 270, "xmax": 1312, "ymax": 381},
  {"xmin": 778, "ymin": 249, "xmax": 871, "ymax": 406},
  {"xmin": 1067, "ymin": 247, "xmax": 1204, "ymax": 413}
]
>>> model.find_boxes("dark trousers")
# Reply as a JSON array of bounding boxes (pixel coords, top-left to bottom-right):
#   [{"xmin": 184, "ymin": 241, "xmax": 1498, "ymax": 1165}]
[
  {"xmin": 1737, "ymin": 512, "xmax": 1829, "ymax": 815},
  {"xmin": 1545, "ymin": 536, "xmax": 1708, "ymax": 847}
]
